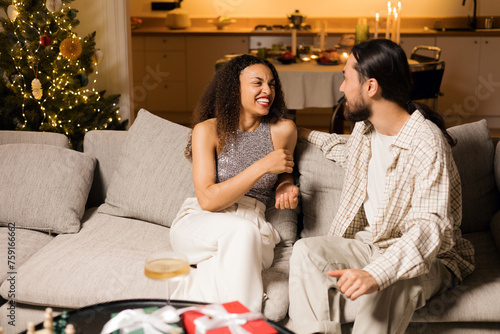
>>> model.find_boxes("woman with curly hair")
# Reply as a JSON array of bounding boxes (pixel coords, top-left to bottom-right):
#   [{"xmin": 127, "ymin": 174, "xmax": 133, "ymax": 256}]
[{"xmin": 170, "ymin": 54, "xmax": 298, "ymax": 312}]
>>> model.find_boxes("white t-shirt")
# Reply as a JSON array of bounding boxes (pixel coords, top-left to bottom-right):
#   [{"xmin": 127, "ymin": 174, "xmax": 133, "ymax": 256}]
[{"xmin": 363, "ymin": 130, "xmax": 396, "ymax": 230}]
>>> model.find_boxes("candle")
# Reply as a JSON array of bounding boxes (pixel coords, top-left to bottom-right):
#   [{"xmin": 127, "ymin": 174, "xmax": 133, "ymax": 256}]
[
  {"xmin": 292, "ymin": 29, "xmax": 297, "ymax": 56},
  {"xmin": 375, "ymin": 13, "xmax": 379, "ymax": 39},
  {"xmin": 339, "ymin": 52, "xmax": 349, "ymax": 63},
  {"xmin": 319, "ymin": 20, "xmax": 326, "ymax": 50},
  {"xmin": 386, "ymin": 3, "xmax": 392, "ymax": 39},
  {"xmin": 392, "ymin": 9, "xmax": 398, "ymax": 43},
  {"xmin": 396, "ymin": 2, "xmax": 401, "ymax": 44}
]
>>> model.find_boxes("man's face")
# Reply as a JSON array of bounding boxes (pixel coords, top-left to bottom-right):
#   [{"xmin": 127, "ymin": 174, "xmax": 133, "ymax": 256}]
[{"xmin": 339, "ymin": 55, "xmax": 371, "ymax": 123}]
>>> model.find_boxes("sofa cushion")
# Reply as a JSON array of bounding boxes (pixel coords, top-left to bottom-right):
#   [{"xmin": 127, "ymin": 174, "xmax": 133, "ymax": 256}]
[
  {"xmin": 0, "ymin": 227, "xmax": 54, "ymax": 282},
  {"xmin": 295, "ymin": 140, "xmax": 345, "ymax": 238},
  {"xmin": 0, "ymin": 144, "xmax": 96, "ymax": 234},
  {"xmin": 83, "ymin": 130, "xmax": 128, "ymax": 208},
  {"xmin": 448, "ymin": 120, "xmax": 500, "ymax": 233},
  {"xmin": 262, "ymin": 245, "xmax": 293, "ymax": 322},
  {"xmin": 265, "ymin": 204, "xmax": 297, "ymax": 247},
  {"xmin": 0, "ymin": 209, "xmax": 175, "ymax": 308},
  {"xmin": 412, "ymin": 231, "xmax": 500, "ymax": 323},
  {"xmin": 98, "ymin": 109, "xmax": 195, "ymax": 227}
]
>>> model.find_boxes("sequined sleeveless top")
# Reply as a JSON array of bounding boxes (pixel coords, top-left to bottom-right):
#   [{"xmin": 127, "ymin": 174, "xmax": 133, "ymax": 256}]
[{"xmin": 216, "ymin": 118, "xmax": 278, "ymax": 205}]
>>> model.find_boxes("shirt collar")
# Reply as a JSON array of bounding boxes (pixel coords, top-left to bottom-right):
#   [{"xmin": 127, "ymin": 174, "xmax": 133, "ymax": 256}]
[
  {"xmin": 358, "ymin": 109, "xmax": 424, "ymax": 150},
  {"xmin": 392, "ymin": 109, "xmax": 425, "ymax": 150}
]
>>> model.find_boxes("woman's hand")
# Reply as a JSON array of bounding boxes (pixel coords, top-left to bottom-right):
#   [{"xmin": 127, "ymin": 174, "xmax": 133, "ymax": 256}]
[
  {"xmin": 259, "ymin": 149, "xmax": 294, "ymax": 175},
  {"xmin": 275, "ymin": 182, "xmax": 299, "ymax": 210}
]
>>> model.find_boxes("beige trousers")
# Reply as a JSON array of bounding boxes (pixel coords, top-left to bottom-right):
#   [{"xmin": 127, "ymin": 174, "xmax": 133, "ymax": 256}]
[
  {"xmin": 169, "ymin": 196, "xmax": 280, "ymax": 312},
  {"xmin": 288, "ymin": 231, "xmax": 454, "ymax": 334}
]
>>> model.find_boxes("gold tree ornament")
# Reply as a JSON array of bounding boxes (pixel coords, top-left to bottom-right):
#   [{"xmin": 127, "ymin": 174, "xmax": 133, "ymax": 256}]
[
  {"xmin": 46, "ymin": 0, "xmax": 63, "ymax": 12},
  {"xmin": 7, "ymin": 5, "xmax": 19, "ymax": 20},
  {"xmin": 91, "ymin": 49, "xmax": 104, "ymax": 64},
  {"xmin": 60, "ymin": 37, "xmax": 82, "ymax": 59},
  {"xmin": 31, "ymin": 78, "xmax": 43, "ymax": 100}
]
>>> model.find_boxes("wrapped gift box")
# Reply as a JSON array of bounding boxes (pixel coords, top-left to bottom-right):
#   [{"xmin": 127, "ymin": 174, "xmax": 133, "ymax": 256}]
[
  {"xmin": 112, "ymin": 307, "xmax": 156, "ymax": 334},
  {"xmin": 182, "ymin": 301, "xmax": 277, "ymax": 334},
  {"xmin": 111, "ymin": 306, "xmax": 183, "ymax": 334}
]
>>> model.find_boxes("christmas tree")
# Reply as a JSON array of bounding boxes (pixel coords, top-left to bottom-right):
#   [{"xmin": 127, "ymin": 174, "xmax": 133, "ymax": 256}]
[{"xmin": 0, "ymin": 0, "xmax": 127, "ymax": 150}]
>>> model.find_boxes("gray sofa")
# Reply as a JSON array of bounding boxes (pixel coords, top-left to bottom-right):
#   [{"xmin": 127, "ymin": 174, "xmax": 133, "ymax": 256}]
[{"xmin": 0, "ymin": 109, "xmax": 499, "ymax": 333}]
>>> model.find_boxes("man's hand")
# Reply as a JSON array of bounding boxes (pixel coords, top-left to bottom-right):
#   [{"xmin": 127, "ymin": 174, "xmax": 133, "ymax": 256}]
[
  {"xmin": 275, "ymin": 182, "xmax": 299, "ymax": 210},
  {"xmin": 297, "ymin": 127, "xmax": 312, "ymax": 141},
  {"xmin": 328, "ymin": 269, "xmax": 379, "ymax": 301}
]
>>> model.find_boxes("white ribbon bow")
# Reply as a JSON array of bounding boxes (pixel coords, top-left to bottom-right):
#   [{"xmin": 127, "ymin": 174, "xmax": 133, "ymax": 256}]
[
  {"xmin": 100, "ymin": 305, "xmax": 181, "ymax": 334},
  {"xmin": 186, "ymin": 304, "xmax": 263, "ymax": 334}
]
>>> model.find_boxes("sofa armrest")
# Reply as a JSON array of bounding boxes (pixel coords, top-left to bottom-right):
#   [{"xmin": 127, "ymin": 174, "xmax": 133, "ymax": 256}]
[{"xmin": 84, "ymin": 130, "xmax": 128, "ymax": 208}]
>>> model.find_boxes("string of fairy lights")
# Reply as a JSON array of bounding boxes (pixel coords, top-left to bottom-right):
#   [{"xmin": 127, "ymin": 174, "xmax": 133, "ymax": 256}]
[{"xmin": 5, "ymin": 0, "xmax": 119, "ymax": 135}]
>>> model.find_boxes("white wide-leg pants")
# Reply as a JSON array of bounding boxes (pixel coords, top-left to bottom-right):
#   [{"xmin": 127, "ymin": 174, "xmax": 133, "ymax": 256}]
[
  {"xmin": 169, "ymin": 196, "xmax": 280, "ymax": 312},
  {"xmin": 288, "ymin": 231, "xmax": 454, "ymax": 334}
]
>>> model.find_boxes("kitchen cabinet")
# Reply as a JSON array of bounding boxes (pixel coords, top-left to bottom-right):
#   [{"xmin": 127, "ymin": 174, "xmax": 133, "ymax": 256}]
[
  {"xmin": 477, "ymin": 37, "xmax": 500, "ymax": 128},
  {"xmin": 131, "ymin": 34, "xmax": 249, "ymax": 124},
  {"xmin": 132, "ymin": 35, "xmax": 187, "ymax": 122},
  {"xmin": 186, "ymin": 36, "xmax": 249, "ymax": 115},
  {"xmin": 437, "ymin": 36, "xmax": 500, "ymax": 128}
]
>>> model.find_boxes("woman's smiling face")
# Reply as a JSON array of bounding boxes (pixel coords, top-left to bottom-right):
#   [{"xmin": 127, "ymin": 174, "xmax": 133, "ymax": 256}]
[{"xmin": 239, "ymin": 64, "xmax": 276, "ymax": 117}]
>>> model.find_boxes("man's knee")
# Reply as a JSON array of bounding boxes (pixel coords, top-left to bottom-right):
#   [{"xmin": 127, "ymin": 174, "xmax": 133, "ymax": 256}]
[{"xmin": 290, "ymin": 237, "xmax": 324, "ymax": 265}]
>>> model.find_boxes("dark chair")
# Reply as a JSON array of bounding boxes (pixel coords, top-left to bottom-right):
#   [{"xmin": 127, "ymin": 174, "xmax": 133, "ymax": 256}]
[
  {"xmin": 410, "ymin": 45, "xmax": 441, "ymax": 63},
  {"xmin": 329, "ymin": 96, "xmax": 346, "ymax": 134},
  {"xmin": 410, "ymin": 61, "xmax": 445, "ymax": 111},
  {"xmin": 409, "ymin": 46, "xmax": 445, "ymax": 111}
]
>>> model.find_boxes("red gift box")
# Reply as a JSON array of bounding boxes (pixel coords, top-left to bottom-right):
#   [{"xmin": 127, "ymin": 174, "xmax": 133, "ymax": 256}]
[{"xmin": 182, "ymin": 301, "xmax": 277, "ymax": 334}]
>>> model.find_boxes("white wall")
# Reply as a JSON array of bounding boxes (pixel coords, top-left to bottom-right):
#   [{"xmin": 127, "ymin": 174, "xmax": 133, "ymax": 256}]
[
  {"xmin": 74, "ymin": 0, "xmax": 132, "ymax": 122},
  {"xmin": 130, "ymin": 0, "xmax": 500, "ymax": 18}
]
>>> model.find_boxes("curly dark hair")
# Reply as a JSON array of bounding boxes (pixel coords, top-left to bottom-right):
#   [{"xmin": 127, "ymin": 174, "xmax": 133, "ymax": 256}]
[{"xmin": 185, "ymin": 54, "xmax": 286, "ymax": 159}]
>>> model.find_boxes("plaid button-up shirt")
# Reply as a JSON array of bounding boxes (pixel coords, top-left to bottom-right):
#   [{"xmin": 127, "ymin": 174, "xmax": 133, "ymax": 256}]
[{"xmin": 307, "ymin": 110, "xmax": 475, "ymax": 290}]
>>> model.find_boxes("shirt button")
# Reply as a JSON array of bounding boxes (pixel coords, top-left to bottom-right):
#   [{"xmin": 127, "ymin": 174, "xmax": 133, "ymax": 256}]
[{"xmin": 347, "ymin": 215, "xmax": 351, "ymax": 219}]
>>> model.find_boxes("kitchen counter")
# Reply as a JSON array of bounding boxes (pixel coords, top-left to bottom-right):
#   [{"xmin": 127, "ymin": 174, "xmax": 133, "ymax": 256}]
[
  {"xmin": 131, "ymin": 16, "xmax": 500, "ymax": 37},
  {"xmin": 132, "ymin": 25, "xmax": 500, "ymax": 37}
]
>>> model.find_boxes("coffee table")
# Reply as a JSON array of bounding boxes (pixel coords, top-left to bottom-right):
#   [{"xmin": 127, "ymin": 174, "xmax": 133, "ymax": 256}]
[{"xmin": 24, "ymin": 299, "xmax": 294, "ymax": 333}]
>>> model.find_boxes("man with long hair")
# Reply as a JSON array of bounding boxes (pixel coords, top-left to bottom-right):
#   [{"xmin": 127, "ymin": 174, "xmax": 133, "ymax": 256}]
[{"xmin": 289, "ymin": 39, "xmax": 474, "ymax": 333}]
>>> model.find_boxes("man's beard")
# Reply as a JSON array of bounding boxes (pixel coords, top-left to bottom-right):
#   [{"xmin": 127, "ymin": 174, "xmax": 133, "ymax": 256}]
[{"xmin": 343, "ymin": 96, "xmax": 371, "ymax": 123}]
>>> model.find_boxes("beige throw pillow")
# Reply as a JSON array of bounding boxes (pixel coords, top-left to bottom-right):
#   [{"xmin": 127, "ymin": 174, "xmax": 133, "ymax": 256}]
[
  {"xmin": 98, "ymin": 109, "xmax": 195, "ymax": 227},
  {"xmin": 448, "ymin": 119, "xmax": 500, "ymax": 233},
  {"xmin": 0, "ymin": 144, "xmax": 96, "ymax": 233}
]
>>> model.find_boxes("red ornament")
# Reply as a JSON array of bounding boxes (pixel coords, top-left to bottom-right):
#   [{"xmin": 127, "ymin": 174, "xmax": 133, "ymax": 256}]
[{"xmin": 40, "ymin": 35, "xmax": 51, "ymax": 47}]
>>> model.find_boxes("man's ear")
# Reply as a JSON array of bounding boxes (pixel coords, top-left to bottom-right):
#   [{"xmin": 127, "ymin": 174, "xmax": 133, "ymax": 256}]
[{"xmin": 366, "ymin": 78, "xmax": 380, "ymax": 98}]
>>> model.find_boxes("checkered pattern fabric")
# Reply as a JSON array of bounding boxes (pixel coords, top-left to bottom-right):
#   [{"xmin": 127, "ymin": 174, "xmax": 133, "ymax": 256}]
[{"xmin": 307, "ymin": 110, "xmax": 475, "ymax": 290}]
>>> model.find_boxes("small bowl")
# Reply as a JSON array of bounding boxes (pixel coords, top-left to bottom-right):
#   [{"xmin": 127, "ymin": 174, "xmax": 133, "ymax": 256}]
[
  {"xmin": 316, "ymin": 59, "xmax": 338, "ymax": 66},
  {"xmin": 130, "ymin": 17, "xmax": 143, "ymax": 30},
  {"xmin": 277, "ymin": 57, "xmax": 296, "ymax": 65},
  {"xmin": 208, "ymin": 18, "xmax": 236, "ymax": 30}
]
